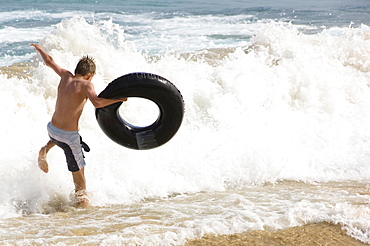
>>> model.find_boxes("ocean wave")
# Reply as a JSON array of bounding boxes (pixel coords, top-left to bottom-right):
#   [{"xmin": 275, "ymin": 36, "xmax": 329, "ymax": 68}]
[{"xmin": 1, "ymin": 7, "xmax": 370, "ymax": 244}]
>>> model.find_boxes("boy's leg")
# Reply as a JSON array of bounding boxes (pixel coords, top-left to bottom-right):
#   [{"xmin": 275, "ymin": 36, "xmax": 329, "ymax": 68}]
[
  {"xmin": 71, "ymin": 168, "xmax": 90, "ymax": 208},
  {"xmin": 38, "ymin": 140, "xmax": 55, "ymax": 173}
]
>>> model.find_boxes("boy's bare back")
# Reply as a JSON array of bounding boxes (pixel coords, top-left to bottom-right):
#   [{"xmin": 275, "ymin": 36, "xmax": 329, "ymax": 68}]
[{"xmin": 52, "ymin": 74, "xmax": 91, "ymax": 131}]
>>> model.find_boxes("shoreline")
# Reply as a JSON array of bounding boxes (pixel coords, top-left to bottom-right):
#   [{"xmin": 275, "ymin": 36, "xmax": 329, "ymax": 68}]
[
  {"xmin": 185, "ymin": 222, "xmax": 367, "ymax": 246},
  {"xmin": 0, "ymin": 62, "xmax": 31, "ymax": 79}
]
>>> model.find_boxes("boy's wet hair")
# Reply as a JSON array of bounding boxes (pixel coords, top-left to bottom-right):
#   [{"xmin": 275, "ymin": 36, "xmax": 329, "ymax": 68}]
[{"xmin": 74, "ymin": 55, "xmax": 96, "ymax": 76}]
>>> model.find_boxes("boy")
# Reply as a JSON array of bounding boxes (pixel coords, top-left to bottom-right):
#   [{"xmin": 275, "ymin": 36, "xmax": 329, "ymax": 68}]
[{"xmin": 31, "ymin": 43, "xmax": 127, "ymax": 207}]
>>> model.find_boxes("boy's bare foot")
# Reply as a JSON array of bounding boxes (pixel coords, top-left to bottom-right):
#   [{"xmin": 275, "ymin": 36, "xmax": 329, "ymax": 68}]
[
  {"xmin": 71, "ymin": 190, "xmax": 90, "ymax": 208},
  {"xmin": 38, "ymin": 147, "xmax": 49, "ymax": 173},
  {"xmin": 37, "ymin": 141, "xmax": 55, "ymax": 173}
]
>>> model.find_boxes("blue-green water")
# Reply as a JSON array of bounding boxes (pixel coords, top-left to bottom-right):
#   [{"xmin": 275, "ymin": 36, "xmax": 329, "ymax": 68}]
[{"xmin": 0, "ymin": 0, "xmax": 369, "ymax": 65}]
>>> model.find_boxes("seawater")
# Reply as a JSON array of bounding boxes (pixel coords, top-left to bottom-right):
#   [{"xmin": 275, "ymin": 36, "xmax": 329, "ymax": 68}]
[{"xmin": 1, "ymin": 0, "xmax": 370, "ymax": 245}]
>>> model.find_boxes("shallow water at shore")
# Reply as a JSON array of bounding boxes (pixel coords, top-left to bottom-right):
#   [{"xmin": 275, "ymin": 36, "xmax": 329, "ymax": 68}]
[
  {"xmin": 186, "ymin": 222, "xmax": 367, "ymax": 246},
  {"xmin": 2, "ymin": 180, "xmax": 370, "ymax": 245}
]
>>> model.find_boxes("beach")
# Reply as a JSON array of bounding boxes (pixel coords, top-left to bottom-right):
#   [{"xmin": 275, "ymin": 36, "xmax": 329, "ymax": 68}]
[
  {"xmin": 186, "ymin": 222, "xmax": 367, "ymax": 246},
  {"xmin": 1, "ymin": 0, "xmax": 370, "ymax": 245}
]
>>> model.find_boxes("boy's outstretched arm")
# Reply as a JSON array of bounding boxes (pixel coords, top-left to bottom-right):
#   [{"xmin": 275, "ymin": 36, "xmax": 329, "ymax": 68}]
[{"xmin": 30, "ymin": 43, "xmax": 70, "ymax": 77}]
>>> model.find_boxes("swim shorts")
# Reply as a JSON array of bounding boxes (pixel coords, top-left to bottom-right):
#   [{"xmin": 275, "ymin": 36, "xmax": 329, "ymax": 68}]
[{"xmin": 47, "ymin": 122, "xmax": 89, "ymax": 172}]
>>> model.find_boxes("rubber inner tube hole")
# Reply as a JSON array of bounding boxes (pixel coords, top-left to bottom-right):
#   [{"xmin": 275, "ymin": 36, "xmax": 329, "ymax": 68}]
[{"xmin": 118, "ymin": 97, "xmax": 160, "ymax": 127}]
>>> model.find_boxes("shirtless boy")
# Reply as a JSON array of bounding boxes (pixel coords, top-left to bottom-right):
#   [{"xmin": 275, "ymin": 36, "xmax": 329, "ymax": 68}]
[{"xmin": 32, "ymin": 43, "xmax": 127, "ymax": 207}]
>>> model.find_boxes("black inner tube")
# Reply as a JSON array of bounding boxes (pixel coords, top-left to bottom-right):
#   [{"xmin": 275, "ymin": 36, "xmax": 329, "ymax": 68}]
[{"xmin": 95, "ymin": 73, "xmax": 185, "ymax": 150}]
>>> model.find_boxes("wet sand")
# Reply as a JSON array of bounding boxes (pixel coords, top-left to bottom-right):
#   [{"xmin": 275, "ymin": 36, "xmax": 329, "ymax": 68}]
[
  {"xmin": 0, "ymin": 62, "xmax": 30, "ymax": 78},
  {"xmin": 185, "ymin": 222, "xmax": 367, "ymax": 246}
]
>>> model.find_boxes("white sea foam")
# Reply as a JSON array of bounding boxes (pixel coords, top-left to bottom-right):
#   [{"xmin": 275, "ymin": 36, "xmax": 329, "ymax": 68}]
[
  {"xmin": 1, "ymin": 16, "xmax": 370, "ymax": 244},
  {"xmin": 0, "ymin": 26, "xmax": 51, "ymax": 43}
]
